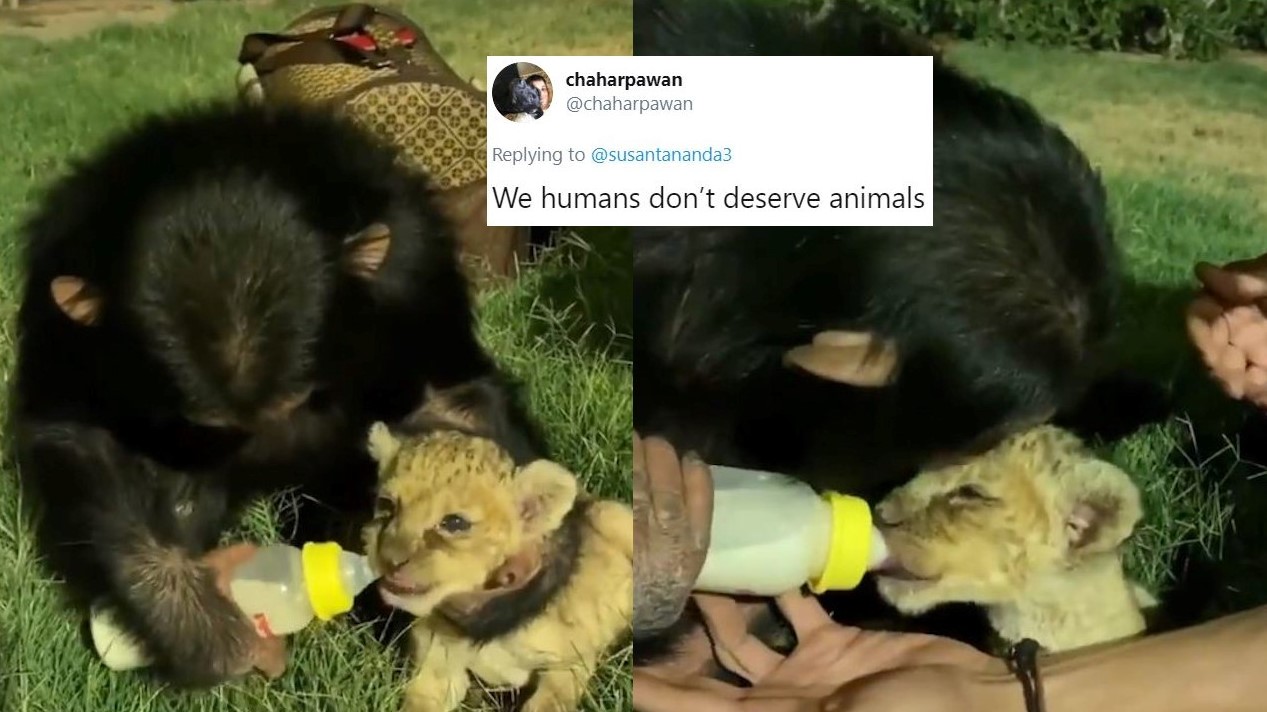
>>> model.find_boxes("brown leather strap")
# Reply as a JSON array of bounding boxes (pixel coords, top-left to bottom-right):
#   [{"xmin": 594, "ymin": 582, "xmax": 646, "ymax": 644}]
[{"xmin": 237, "ymin": 3, "xmax": 391, "ymax": 72}]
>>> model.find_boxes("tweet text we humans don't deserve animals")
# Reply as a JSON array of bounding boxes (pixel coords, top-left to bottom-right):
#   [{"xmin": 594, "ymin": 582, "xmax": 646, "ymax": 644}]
[{"xmin": 485, "ymin": 55, "xmax": 932, "ymax": 227}]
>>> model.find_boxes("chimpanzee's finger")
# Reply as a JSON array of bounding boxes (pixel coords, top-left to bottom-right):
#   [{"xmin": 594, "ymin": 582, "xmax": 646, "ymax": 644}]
[
  {"xmin": 634, "ymin": 433, "xmax": 650, "ymax": 503},
  {"xmin": 253, "ymin": 634, "xmax": 287, "ymax": 679},
  {"xmin": 642, "ymin": 436, "xmax": 686, "ymax": 527},
  {"xmin": 681, "ymin": 451, "xmax": 715, "ymax": 551},
  {"xmin": 201, "ymin": 543, "xmax": 260, "ymax": 596}
]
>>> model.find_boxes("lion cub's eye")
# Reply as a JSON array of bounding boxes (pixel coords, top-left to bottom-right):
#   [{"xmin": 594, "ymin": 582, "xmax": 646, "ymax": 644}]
[
  {"xmin": 438, "ymin": 514, "xmax": 471, "ymax": 534},
  {"xmin": 950, "ymin": 485, "xmax": 991, "ymax": 501},
  {"xmin": 375, "ymin": 496, "xmax": 398, "ymax": 519}
]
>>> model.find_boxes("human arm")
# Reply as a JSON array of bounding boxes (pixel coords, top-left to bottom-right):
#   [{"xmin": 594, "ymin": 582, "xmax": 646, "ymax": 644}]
[
  {"xmin": 16, "ymin": 421, "xmax": 281, "ymax": 686},
  {"xmin": 1001, "ymin": 602, "xmax": 1267, "ymax": 712},
  {"xmin": 636, "ymin": 591, "xmax": 1267, "ymax": 712}
]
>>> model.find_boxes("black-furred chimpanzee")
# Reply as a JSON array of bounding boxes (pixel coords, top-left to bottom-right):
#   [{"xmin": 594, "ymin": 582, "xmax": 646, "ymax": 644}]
[
  {"xmin": 632, "ymin": 0, "xmax": 1158, "ymax": 662},
  {"xmin": 11, "ymin": 101, "xmax": 546, "ymax": 686}
]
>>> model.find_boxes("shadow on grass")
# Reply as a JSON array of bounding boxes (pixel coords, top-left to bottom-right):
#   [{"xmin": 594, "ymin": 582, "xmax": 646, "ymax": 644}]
[
  {"xmin": 525, "ymin": 226, "xmax": 632, "ymax": 359},
  {"xmin": 1053, "ymin": 278, "xmax": 1193, "ymax": 445},
  {"xmin": 1162, "ymin": 408, "xmax": 1267, "ymax": 625}
]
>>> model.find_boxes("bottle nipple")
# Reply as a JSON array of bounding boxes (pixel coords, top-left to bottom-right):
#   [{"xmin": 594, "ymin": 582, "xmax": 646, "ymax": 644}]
[
  {"xmin": 808, "ymin": 492, "xmax": 876, "ymax": 594},
  {"xmin": 302, "ymin": 542, "xmax": 375, "ymax": 621}
]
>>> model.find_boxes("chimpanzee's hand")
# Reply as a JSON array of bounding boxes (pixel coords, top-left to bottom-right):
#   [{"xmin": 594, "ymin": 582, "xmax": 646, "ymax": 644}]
[
  {"xmin": 633, "ymin": 433, "xmax": 714, "ymax": 637},
  {"xmin": 115, "ymin": 541, "xmax": 263, "ymax": 687},
  {"xmin": 201, "ymin": 543, "xmax": 288, "ymax": 680}
]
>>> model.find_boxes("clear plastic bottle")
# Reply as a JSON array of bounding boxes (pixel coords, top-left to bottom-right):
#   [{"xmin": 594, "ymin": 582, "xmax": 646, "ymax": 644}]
[
  {"xmin": 693, "ymin": 465, "xmax": 890, "ymax": 597},
  {"xmin": 89, "ymin": 541, "xmax": 379, "ymax": 671}
]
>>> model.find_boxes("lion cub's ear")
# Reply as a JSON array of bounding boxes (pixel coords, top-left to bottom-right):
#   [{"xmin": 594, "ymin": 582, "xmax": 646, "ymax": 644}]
[
  {"xmin": 783, "ymin": 330, "xmax": 899, "ymax": 387},
  {"xmin": 366, "ymin": 421, "xmax": 401, "ymax": 471},
  {"xmin": 514, "ymin": 459, "xmax": 579, "ymax": 539},
  {"xmin": 1064, "ymin": 459, "xmax": 1143, "ymax": 556}
]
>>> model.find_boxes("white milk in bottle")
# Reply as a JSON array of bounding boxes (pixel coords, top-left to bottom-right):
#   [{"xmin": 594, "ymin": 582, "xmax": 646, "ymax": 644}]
[{"xmin": 694, "ymin": 465, "xmax": 890, "ymax": 596}]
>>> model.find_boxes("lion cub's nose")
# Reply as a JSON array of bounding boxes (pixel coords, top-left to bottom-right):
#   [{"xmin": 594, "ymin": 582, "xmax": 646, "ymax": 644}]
[{"xmin": 377, "ymin": 538, "xmax": 413, "ymax": 572}]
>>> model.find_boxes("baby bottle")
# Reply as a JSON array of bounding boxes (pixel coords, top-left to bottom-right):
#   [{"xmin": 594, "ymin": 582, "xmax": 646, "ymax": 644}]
[
  {"xmin": 90, "ymin": 541, "xmax": 379, "ymax": 671},
  {"xmin": 693, "ymin": 465, "xmax": 889, "ymax": 596}
]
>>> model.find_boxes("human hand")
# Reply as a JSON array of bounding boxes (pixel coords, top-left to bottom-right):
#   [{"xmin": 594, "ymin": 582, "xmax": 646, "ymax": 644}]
[
  {"xmin": 633, "ymin": 432, "xmax": 714, "ymax": 636},
  {"xmin": 1187, "ymin": 256, "xmax": 1267, "ymax": 407},
  {"xmin": 201, "ymin": 543, "xmax": 288, "ymax": 680},
  {"xmin": 634, "ymin": 592, "xmax": 1000, "ymax": 712}
]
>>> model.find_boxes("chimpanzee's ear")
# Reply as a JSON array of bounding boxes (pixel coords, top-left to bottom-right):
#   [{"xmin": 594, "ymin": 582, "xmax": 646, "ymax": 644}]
[
  {"xmin": 50, "ymin": 276, "xmax": 104, "ymax": 326},
  {"xmin": 783, "ymin": 330, "xmax": 899, "ymax": 387},
  {"xmin": 342, "ymin": 223, "xmax": 392, "ymax": 279}
]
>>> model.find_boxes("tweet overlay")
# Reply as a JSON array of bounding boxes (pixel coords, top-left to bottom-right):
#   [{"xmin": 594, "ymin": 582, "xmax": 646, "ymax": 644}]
[{"xmin": 486, "ymin": 56, "xmax": 932, "ymax": 227}]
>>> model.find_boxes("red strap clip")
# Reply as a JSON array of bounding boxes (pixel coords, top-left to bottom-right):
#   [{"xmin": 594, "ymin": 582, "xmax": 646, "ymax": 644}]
[{"xmin": 336, "ymin": 27, "xmax": 417, "ymax": 53}]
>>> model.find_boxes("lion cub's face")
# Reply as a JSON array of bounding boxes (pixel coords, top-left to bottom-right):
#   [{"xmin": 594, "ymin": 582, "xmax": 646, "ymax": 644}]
[
  {"xmin": 360, "ymin": 423, "xmax": 577, "ymax": 618},
  {"xmin": 873, "ymin": 425, "xmax": 1142, "ymax": 614}
]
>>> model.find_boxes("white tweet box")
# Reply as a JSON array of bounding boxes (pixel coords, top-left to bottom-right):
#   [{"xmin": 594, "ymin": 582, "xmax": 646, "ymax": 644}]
[{"xmin": 485, "ymin": 55, "xmax": 932, "ymax": 227}]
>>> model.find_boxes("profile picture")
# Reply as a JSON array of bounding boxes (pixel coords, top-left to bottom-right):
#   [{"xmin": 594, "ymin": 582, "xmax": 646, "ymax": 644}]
[{"xmin": 491, "ymin": 62, "xmax": 553, "ymax": 123}]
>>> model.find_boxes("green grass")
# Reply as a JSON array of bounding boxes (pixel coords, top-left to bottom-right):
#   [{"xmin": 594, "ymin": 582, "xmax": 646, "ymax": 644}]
[
  {"xmin": 947, "ymin": 44, "xmax": 1267, "ymax": 617},
  {"xmin": 0, "ymin": 1, "xmax": 631, "ymax": 711}
]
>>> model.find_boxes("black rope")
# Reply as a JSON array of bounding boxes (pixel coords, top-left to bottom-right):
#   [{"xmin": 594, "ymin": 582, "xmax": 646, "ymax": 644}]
[{"xmin": 1005, "ymin": 638, "xmax": 1046, "ymax": 712}]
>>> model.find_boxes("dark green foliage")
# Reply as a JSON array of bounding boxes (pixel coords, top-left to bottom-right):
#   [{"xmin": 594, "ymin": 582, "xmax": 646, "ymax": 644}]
[{"xmin": 853, "ymin": 0, "xmax": 1267, "ymax": 60}]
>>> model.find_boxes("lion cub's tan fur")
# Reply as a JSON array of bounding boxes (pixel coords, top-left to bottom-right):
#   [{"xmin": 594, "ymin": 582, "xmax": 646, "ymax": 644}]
[
  {"xmin": 874, "ymin": 425, "xmax": 1154, "ymax": 653},
  {"xmin": 361, "ymin": 425, "xmax": 632, "ymax": 712}
]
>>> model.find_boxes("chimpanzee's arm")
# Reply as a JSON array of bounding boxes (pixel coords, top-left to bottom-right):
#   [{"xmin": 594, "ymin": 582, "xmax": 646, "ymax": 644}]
[{"xmin": 16, "ymin": 421, "xmax": 257, "ymax": 688}]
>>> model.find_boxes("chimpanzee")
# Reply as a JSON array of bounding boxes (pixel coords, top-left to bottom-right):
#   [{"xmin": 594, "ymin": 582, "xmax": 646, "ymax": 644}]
[
  {"xmin": 632, "ymin": 0, "xmax": 1162, "ymax": 662},
  {"xmin": 11, "ymin": 101, "xmax": 546, "ymax": 686}
]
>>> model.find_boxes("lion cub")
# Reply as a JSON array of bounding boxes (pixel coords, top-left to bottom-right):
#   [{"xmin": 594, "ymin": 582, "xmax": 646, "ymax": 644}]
[
  {"xmin": 873, "ymin": 425, "xmax": 1154, "ymax": 653},
  {"xmin": 361, "ymin": 424, "xmax": 632, "ymax": 712}
]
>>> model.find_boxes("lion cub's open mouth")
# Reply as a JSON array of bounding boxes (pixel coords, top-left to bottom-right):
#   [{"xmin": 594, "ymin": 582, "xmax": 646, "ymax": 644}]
[
  {"xmin": 872, "ymin": 560, "xmax": 936, "ymax": 582},
  {"xmin": 379, "ymin": 572, "xmax": 433, "ymax": 597}
]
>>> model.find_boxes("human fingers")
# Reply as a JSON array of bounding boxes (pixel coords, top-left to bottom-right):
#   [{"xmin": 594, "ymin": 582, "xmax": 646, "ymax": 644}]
[
  {"xmin": 633, "ymin": 668, "xmax": 743, "ymax": 712},
  {"xmin": 1231, "ymin": 318, "xmax": 1267, "ymax": 367},
  {"xmin": 1188, "ymin": 300, "xmax": 1254, "ymax": 399},
  {"xmin": 1196, "ymin": 262, "xmax": 1267, "ymax": 305},
  {"xmin": 1249, "ymin": 366, "xmax": 1267, "ymax": 389},
  {"xmin": 1216, "ymin": 347, "xmax": 1248, "ymax": 399},
  {"xmin": 1185, "ymin": 296, "xmax": 1227, "ymax": 365},
  {"xmin": 1244, "ymin": 373, "xmax": 1267, "ymax": 408},
  {"xmin": 681, "ymin": 451, "xmax": 715, "ymax": 552},
  {"xmin": 695, "ymin": 594, "xmax": 786, "ymax": 683},
  {"xmin": 773, "ymin": 590, "xmax": 838, "ymax": 640}
]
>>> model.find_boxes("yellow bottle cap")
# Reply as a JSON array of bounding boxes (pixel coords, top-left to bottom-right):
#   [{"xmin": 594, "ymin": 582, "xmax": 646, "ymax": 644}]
[
  {"xmin": 302, "ymin": 542, "xmax": 353, "ymax": 621},
  {"xmin": 808, "ymin": 492, "xmax": 872, "ymax": 594}
]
